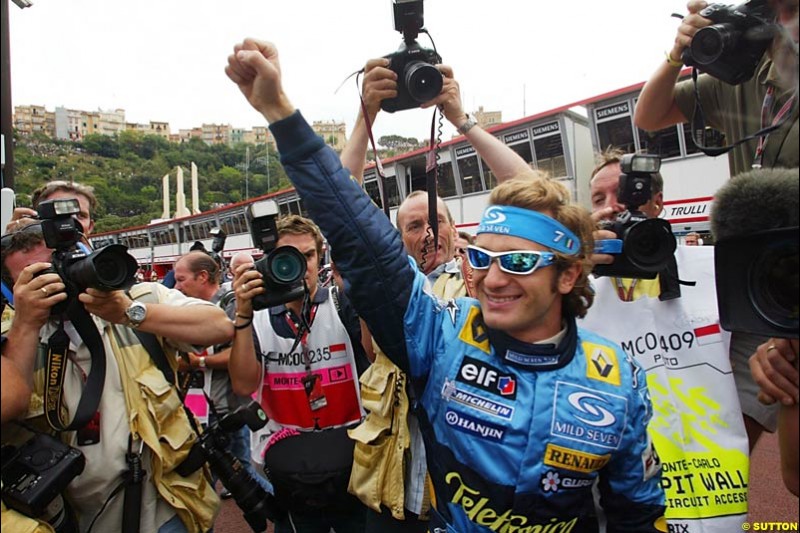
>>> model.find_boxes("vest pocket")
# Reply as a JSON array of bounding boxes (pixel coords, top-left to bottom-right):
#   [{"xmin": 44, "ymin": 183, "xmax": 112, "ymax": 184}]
[
  {"xmin": 135, "ymin": 367, "xmax": 193, "ymax": 452},
  {"xmin": 348, "ymin": 422, "xmax": 396, "ymax": 512},
  {"xmin": 359, "ymin": 355, "xmax": 397, "ymax": 418}
]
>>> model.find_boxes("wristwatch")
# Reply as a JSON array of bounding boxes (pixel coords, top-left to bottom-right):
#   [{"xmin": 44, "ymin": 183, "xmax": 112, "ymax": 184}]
[
  {"xmin": 198, "ymin": 356, "xmax": 207, "ymax": 369},
  {"xmin": 457, "ymin": 115, "xmax": 478, "ymax": 135},
  {"xmin": 125, "ymin": 301, "xmax": 147, "ymax": 329}
]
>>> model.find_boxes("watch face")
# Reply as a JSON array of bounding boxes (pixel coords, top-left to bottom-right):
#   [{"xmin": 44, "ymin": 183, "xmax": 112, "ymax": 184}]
[{"xmin": 128, "ymin": 303, "xmax": 147, "ymax": 324}]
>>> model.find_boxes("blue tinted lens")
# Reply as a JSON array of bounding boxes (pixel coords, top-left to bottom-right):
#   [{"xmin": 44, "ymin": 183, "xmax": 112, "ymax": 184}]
[
  {"xmin": 467, "ymin": 246, "xmax": 553, "ymax": 275},
  {"xmin": 499, "ymin": 252, "xmax": 541, "ymax": 273},
  {"xmin": 467, "ymin": 247, "xmax": 492, "ymax": 269}
]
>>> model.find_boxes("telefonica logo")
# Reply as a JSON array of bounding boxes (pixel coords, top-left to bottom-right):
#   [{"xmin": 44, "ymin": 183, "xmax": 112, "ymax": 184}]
[{"xmin": 446, "ymin": 472, "xmax": 579, "ymax": 532}]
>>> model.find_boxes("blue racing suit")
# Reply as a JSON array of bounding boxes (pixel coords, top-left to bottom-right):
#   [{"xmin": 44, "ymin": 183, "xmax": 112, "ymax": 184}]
[{"xmin": 269, "ymin": 111, "xmax": 666, "ymax": 533}]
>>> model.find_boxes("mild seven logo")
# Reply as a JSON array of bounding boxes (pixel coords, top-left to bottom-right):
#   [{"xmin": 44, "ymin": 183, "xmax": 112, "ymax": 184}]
[
  {"xmin": 482, "ymin": 206, "xmax": 507, "ymax": 224},
  {"xmin": 551, "ymin": 382, "xmax": 628, "ymax": 450}
]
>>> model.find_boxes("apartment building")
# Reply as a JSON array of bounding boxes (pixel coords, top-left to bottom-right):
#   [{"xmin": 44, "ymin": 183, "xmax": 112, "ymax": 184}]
[
  {"xmin": 312, "ymin": 120, "xmax": 347, "ymax": 149},
  {"xmin": 201, "ymin": 123, "xmax": 232, "ymax": 145},
  {"xmin": 13, "ymin": 105, "xmax": 55, "ymax": 137}
]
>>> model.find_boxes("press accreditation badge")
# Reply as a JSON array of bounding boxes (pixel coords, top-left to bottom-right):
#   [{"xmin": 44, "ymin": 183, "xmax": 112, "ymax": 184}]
[{"xmin": 302, "ymin": 373, "xmax": 328, "ymax": 411}]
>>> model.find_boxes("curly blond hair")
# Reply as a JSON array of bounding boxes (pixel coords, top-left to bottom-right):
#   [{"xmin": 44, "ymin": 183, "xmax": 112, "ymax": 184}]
[{"xmin": 488, "ymin": 177, "xmax": 595, "ymax": 317}]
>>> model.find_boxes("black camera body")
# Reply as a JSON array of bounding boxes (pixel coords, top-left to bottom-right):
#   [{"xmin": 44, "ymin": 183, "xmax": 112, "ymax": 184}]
[
  {"xmin": 245, "ymin": 200, "xmax": 306, "ymax": 311},
  {"xmin": 1, "ymin": 433, "xmax": 85, "ymax": 520},
  {"xmin": 37, "ymin": 198, "xmax": 138, "ymax": 314},
  {"xmin": 593, "ymin": 155, "xmax": 677, "ymax": 280},
  {"xmin": 381, "ymin": 0, "xmax": 443, "ymax": 113},
  {"xmin": 176, "ymin": 401, "xmax": 283, "ymax": 530},
  {"xmin": 681, "ymin": 0, "xmax": 774, "ymax": 85},
  {"xmin": 715, "ymin": 226, "xmax": 799, "ymax": 337}
]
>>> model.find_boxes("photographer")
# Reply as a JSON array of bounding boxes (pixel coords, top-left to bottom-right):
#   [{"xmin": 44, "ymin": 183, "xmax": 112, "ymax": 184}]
[
  {"xmin": 589, "ymin": 148, "xmax": 665, "ymax": 300},
  {"xmin": 6, "ymin": 180, "xmax": 97, "ymax": 238},
  {"xmin": 584, "ymin": 151, "xmax": 750, "ymax": 530},
  {"xmin": 226, "ymin": 37, "xmax": 665, "ymax": 532},
  {"xmin": 228, "ymin": 214, "xmax": 371, "ymax": 533},
  {"xmin": 172, "ymin": 250, "xmax": 273, "ymax": 499},
  {"xmin": 0, "ymin": 220, "xmax": 232, "ymax": 532},
  {"xmin": 635, "ymin": 0, "xmax": 799, "ymax": 452}
]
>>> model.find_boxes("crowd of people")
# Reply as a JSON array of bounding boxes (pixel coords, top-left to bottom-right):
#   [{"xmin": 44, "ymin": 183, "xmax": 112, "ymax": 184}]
[{"xmin": 1, "ymin": 1, "xmax": 797, "ymax": 532}]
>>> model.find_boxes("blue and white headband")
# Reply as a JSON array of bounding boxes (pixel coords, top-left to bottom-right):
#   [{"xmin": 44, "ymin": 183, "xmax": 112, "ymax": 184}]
[{"xmin": 476, "ymin": 205, "xmax": 581, "ymax": 256}]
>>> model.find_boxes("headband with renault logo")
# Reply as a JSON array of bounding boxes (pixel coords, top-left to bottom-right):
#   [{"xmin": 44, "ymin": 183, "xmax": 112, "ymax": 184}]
[{"xmin": 476, "ymin": 205, "xmax": 580, "ymax": 256}]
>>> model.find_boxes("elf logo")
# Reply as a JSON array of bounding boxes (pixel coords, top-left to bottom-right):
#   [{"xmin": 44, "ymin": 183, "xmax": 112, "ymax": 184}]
[{"xmin": 457, "ymin": 356, "xmax": 517, "ymax": 399}]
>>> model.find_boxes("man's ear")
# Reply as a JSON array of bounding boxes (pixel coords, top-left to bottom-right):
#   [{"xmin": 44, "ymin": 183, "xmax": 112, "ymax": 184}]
[
  {"xmin": 653, "ymin": 191, "xmax": 664, "ymax": 216},
  {"xmin": 557, "ymin": 262, "xmax": 582, "ymax": 295}
]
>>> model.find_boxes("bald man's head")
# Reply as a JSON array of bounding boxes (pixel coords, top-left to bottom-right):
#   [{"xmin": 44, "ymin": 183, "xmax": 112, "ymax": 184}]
[{"xmin": 230, "ymin": 251, "xmax": 255, "ymax": 272}]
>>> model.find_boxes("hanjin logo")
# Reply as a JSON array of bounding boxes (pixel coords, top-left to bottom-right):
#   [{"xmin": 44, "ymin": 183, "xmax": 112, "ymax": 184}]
[{"xmin": 444, "ymin": 410, "xmax": 505, "ymax": 441}]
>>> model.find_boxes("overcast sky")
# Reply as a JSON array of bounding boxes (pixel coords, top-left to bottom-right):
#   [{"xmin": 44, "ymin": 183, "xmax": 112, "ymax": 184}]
[{"xmin": 9, "ymin": 0, "xmax": 689, "ymax": 141}]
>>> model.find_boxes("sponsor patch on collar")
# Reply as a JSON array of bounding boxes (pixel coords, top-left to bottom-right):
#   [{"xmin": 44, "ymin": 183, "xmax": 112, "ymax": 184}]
[{"xmin": 504, "ymin": 350, "xmax": 560, "ymax": 367}]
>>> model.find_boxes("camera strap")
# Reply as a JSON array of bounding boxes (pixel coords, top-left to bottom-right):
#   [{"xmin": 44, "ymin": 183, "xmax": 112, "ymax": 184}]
[
  {"xmin": 44, "ymin": 301, "xmax": 106, "ymax": 432},
  {"xmin": 358, "ymin": 83, "xmax": 391, "ymax": 219},
  {"xmin": 423, "ymin": 107, "xmax": 442, "ymax": 273},
  {"xmin": 689, "ymin": 68, "xmax": 796, "ymax": 157}
]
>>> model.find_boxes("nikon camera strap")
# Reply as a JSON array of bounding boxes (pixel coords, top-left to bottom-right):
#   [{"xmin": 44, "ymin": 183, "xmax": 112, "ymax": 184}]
[{"xmin": 44, "ymin": 300, "xmax": 106, "ymax": 431}]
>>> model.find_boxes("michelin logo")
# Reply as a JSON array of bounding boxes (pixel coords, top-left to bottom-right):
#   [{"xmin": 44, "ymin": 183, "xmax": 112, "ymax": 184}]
[{"xmin": 442, "ymin": 379, "xmax": 514, "ymax": 421}]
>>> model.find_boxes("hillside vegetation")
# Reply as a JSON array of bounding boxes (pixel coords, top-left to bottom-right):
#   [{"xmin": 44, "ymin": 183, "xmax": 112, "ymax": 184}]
[{"xmin": 11, "ymin": 131, "xmax": 290, "ymax": 233}]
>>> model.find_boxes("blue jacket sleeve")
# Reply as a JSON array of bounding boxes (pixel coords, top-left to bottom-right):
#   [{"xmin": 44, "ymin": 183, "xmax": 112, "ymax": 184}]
[{"xmin": 269, "ymin": 111, "xmax": 415, "ymax": 373}]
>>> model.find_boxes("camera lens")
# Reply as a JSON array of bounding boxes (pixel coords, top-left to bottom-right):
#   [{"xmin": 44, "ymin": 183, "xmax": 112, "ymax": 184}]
[
  {"xmin": 691, "ymin": 24, "xmax": 738, "ymax": 64},
  {"xmin": 267, "ymin": 246, "xmax": 306, "ymax": 284},
  {"xmin": 749, "ymin": 239, "xmax": 799, "ymax": 332},
  {"xmin": 68, "ymin": 244, "xmax": 138, "ymax": 291},
  {"xmin": 622, "ymin": 218, "xmax": 677, "ymax": 273},
  {"xmin": 97, "ymin": 254, "xmax": 127, "ymax": 284},
  {"xmin": 404, "ymin": 61, "xmax": 443, "ymax": 103}
]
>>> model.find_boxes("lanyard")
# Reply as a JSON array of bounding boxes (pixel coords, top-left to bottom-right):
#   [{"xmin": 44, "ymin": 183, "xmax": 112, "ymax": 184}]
[
  {"xmin": 613, "ymin": 277, "xmax": 639, "ymax": 303},
  {"xmin": 284, "ymin": 304, "xmax": 319, "ymax": 371},
  {"xmin": 753, "ymin": 86, "xmax": 795, "ymax": 168}
]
